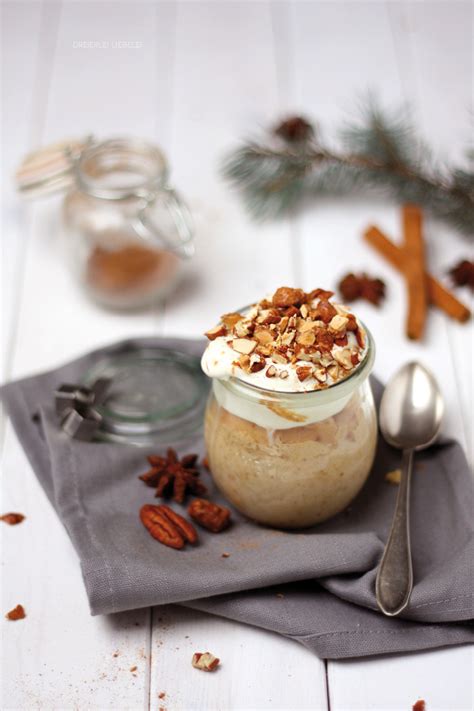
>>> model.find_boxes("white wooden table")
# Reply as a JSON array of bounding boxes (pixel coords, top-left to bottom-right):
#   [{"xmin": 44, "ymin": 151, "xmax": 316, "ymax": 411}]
[{"xmin": 1, "ymin": 2, "xmax": 472, "ymax": 709}]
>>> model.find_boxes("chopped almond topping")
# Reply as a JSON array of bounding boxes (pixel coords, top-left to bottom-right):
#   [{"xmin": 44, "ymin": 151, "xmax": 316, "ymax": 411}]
[
  {"xmin": 314, "ymin": 300, "xmax": 337, "ymax": 323},
  {"xmin": 238, "ymin": 354, "xmax": 251, "ymax": 370},
  {"xmin": 272, "ymin": 287, "xmax": 306, "ymax": 308},
  {"xmin": 221, "ymin": 312, "xmax": 244, "ymax": 329},
  {"xmin": 272, "ymin": 350, "xmax": 289, "ymax": 364},
  {"xmin": 327, "ymin": 363, "xmax": 340, "ymax": 381},
  {"xmin": 314, "ymin": 368, "xmax": 327, "ymax": 383},
  {"xmin": 232, "ymin": 338, "xmax": 257, "ymax": 355},
  {"xmin": 205, "ymin": 324, "xmax": 226, "ymax": 341},
  {"xmin": 282, "ymin": 330, "xmax": 296, "ymax": 346},
  {"xmin": 296, "ymin": 365, "xmax": 313, "ymax": 381},
  {"xmin": 334, "ymin": 348, "xmax": 353, "ymax": 370},
  {"xmin": 203, "ymin": 287, "xmax": 366, "ymax": 389},
  {"xmin": 234, "ymin": 319, "xmax": 253, "ymax": 337},
  {"xmin": 254, "ymin": 329, "xmax": 274, "ymax": 345},
  {"xmin": 328, "ymin": 315, "xmax": 349, "ymax": 334},
  {"xmin": 257, "ymin": 308, "xmax": 280, "ymax": 325},
  {"xmin": 256, "ymin": 344, "xmax": 273, "ymax": 357},
  {"xmin": 249, "ymin": 354, "xmax": 266, "ymax": 372},
  {"xmin": 298, "ymin": 319, "xmax": 315, "ymax": 333},
  {"xmin": 296, "ymin": 330, "xmax": 316, "ymax": 346},
  {"xmin": 334, "ymin": 334, "xmax": 348, "ymax": 347}
]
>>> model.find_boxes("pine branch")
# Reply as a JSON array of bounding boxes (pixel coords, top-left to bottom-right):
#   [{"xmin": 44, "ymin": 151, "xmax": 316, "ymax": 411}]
[{"xmin": 222, "ymin": 100, "xmax": 474, "ymax": 235}]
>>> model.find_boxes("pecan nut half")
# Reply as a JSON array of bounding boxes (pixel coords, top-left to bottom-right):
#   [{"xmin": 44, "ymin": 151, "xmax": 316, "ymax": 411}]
[
  {"xmin": 140, "ymin": 504, "xmax": 198, "ymax": 549},
  {"xmin": 188, "ymin": 499, "xmax": 231, "ymax": 533},
  {"xmin": 158, "ymin": 505, "xmax": 198, "ymax": 545}
]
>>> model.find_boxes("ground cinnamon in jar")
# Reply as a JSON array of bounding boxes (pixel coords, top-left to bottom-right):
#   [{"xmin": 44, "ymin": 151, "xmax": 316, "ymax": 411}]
[{"xmin": 86, "ymin": 241, "xmax": 180, "ymax": 307}]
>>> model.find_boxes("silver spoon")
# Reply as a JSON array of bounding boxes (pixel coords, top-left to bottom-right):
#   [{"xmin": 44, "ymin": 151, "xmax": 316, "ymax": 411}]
[{"xmin": 376, "ymin": 362, "xmax": 444, "ymax": 617}]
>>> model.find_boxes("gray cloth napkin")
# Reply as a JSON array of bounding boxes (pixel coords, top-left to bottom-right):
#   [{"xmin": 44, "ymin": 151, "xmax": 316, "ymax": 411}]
[{"xmin": 2, "ymin": 337, "xmax": 473, "ymax": 659}]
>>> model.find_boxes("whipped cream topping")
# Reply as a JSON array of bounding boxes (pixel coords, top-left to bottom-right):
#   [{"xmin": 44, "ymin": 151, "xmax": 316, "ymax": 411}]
[{"xmin": 201, "ymin": 287, "xmax": 368, "ymax": 393}]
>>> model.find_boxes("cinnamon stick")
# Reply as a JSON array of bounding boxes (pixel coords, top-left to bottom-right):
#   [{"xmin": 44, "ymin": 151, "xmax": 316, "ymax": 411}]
[
  {"xmin": 402, "ymin": 205, "xmax": 427, "ymax": 340},
  {"xmin": 364, "ymin": 226, "xmax": 471, "ymax": 323}
]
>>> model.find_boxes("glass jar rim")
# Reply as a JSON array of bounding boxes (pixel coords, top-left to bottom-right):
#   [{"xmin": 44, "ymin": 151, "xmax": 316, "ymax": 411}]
[
  {"xmin": 217, "ymin": 321, "xmax": 375, "ymax": 407},
  {"xmin": 76, "ymin": 137, "xmax": 169, "ymax": 201}
]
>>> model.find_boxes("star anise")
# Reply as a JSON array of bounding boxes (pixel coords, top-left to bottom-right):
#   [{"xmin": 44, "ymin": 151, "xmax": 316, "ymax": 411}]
[
  {"xmin": 338, "ymin": 272, "xmax": 386, "ymax": 306},
  {"xmin": 274, "ymin": 116, "xmax": 314, "ymax": 143},
  {"xmin": 449, "ymin": 259, "xmax": 474, "ymax": 292},
  {"xmin": 139, "ymin": 448, "xmax": 207, "ymax": 504}
]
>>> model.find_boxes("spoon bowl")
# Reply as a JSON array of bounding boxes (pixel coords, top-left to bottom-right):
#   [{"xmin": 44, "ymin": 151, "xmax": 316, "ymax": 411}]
[
  {"xmin": 376, "ymin": 361, "xmax": 444, "ymax": 617},
  {"xmin": 379, "ymin": 362, "xmax": 444, "ymax": 450}
]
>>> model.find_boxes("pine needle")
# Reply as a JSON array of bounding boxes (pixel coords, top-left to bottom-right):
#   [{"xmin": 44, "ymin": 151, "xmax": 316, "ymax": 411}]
[{"xmin": 222, "ymin": 98, "xmax": 474, "ymax": 235}]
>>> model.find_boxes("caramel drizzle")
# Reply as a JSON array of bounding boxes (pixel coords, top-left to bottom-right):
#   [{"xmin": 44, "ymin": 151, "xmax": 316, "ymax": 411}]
[{"xmin": 261, "ymin": 399, "xmax": 307, "ymax": 423}]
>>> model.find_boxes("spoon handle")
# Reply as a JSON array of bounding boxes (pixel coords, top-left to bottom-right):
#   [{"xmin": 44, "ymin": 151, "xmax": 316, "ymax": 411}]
[{"xmin": 375, "ymin": 448, "xmax": 414, "ymax": 616}]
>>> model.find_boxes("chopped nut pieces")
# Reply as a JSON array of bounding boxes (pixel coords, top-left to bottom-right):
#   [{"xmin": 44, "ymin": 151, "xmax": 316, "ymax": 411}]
[
  {"xmin": 296, "ymin": 366, "xmax": 313, "ymax": 382},
  {"xmin": 385, "ymin": 469, "xmax": 402, "ymax": 485},
  {"xmin": 188, "ymin": 499, "xmax": 231, "ymax": 533},
  {"xmin": 221, "ymin": 312, "xmax": 244, "ymax": 329},
  {"xmin": 221, "ymin": 552, "xmax": 231, "ymax": 558},
  {"xmin": 232, "ymin": 338, "xmax": 256, "ymax": 355},
  {"xmin": 140, "ymin": 504, "xmax": 198, "ymax": 549},
  {"xmin": 139, "ymin": 448, "xmax": 207, "ymax": 503},
  {"xmin": 192, "ymin": 652, "xmax": 220, "ymax": 672},
  {"xmin": 339, "ymin": 272, "xmax": 386, "ymax": 306},
  {"xmin": 204, "ymin": 286, "xmax": 366, "ymax": 388},
  {"xmin": 272, "ymin": 286, "xmax": 306, "ymax": 307},
  {"xmin": 449, "ymin": 259, "xmax": 474, "ymax": 291},
  {"xmin": 1, "ymin": 512, "xmax": 25, "ymax": 525},
  {"xmin": 328, "ymin": 315, "xmax": 349, "ymax": 334},
  {"xmin": 204, "ymin": 324, "xmax": 226, "ymax": 341},
  {"xmin": 130, "ymin": 666, "xmax": 137, "ymax": 673},
  {"xmin": 6, "ymin": 604, "xmax": 26, "ymax": 621}
]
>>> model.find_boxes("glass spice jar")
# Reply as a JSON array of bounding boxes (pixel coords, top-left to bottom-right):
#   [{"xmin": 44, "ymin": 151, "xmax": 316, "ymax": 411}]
[
  {"xmin": 204, "ymin": 328, "xmax": 377, "ymax": 529},
  {"xmin": 16, "ymin": 136, "xmax": 194, "ymax": 309}
]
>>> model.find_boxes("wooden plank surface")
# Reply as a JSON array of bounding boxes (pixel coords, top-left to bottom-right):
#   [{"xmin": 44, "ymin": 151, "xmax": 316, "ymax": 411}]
[{"xmin": 1, "ymin": 1, "xmax": 472, "ymax": 709}]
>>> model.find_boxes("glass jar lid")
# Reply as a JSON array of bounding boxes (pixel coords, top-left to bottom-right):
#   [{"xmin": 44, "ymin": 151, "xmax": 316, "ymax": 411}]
[{"xmin": 82, "ymin": 346, "xmax": 208, "ymax": 445}]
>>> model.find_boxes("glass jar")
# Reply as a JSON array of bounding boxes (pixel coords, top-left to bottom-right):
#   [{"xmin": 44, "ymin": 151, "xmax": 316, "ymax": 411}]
[
  {"xmin": 204, "ymin": 329, "xmax": 377, "ymax": 529},
  {"xmin": 16, "ymin": 136, "xmax": 194, "ymax": 309}
]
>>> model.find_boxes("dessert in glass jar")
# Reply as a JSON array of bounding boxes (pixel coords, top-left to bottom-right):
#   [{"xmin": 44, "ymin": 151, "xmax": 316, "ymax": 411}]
[{"xmin": 201, "ymin": 287, "xmax": 377, "ymax": 529}]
